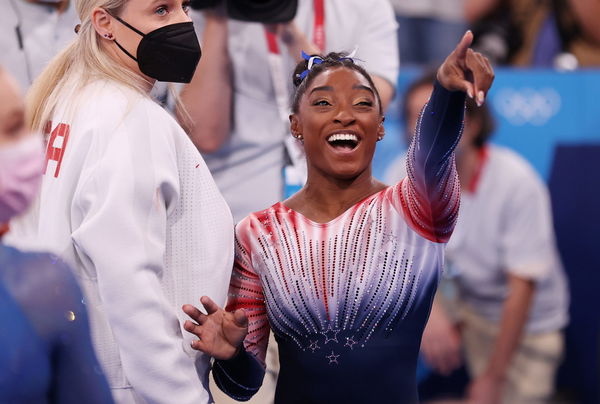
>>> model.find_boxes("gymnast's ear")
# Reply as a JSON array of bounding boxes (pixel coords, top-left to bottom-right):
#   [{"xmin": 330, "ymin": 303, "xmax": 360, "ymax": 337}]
[
  {"xmin": 289, "ymin": 113, "xmax": 302, "ymax": 138},
  {"xmin": 377, "ymin": 116, "xmax": 385, "ymax": 141}
]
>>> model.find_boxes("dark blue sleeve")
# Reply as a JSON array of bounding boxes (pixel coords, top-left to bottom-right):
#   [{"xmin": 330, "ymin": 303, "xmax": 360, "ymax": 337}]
[
  {"xmin": 2, "ymin": 251, "xmax": 114, "ymax": 404},
  {"xmin": 399, "ymin": 81, "xmax": 465, "ymax": 242},
  {"xmin": 213, "ymin": 350, "xmax": 265, "ymax": 401}
]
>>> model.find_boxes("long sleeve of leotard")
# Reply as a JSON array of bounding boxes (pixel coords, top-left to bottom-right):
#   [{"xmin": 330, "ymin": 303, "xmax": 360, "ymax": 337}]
[
  {"xmin": 397, "ymin": 81, "xmax": 465, "ymax": 243},
  {"xmin": 212, "ymin": 221, "xmax": 269, "ymax": 401}
]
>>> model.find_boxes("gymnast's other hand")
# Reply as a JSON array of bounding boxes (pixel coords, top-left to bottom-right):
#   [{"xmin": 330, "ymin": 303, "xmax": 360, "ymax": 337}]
[
  {"xmin": 182, "ymin": 296, "xmax": 248, "ymax": 360},
  {"xmin": 437, "ymin": 30, "xmax": 495, "ymax": 106}
]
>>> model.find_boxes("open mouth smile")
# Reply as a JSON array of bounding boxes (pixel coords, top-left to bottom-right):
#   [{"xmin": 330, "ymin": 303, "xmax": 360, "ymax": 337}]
[{"xmin": 326, "ymin": 133, "xmax": 360, "ymax": 152}]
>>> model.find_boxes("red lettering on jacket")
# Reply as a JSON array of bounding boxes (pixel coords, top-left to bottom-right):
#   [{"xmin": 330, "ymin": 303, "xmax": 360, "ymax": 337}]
[{"xmin": 43, "ymin": 121, "xmax": 71, "ymax": 178}]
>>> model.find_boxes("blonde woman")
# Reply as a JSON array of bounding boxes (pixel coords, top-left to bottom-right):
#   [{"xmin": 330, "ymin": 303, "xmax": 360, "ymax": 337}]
[{"xmin": 22, "ymin": 1, "xmax": 234, "ymax": 403}]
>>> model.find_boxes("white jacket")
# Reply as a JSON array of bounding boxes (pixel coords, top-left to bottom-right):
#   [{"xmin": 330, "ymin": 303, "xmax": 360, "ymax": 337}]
[{"xmin": 30, "ymin": 80, "xmax": 234, "ymax": 404}]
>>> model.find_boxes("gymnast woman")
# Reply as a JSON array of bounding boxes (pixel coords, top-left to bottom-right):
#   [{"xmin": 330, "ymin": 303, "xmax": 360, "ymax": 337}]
[{"xmin": 183, "ymin": 31, "xmax": 494, "ymax": 404}]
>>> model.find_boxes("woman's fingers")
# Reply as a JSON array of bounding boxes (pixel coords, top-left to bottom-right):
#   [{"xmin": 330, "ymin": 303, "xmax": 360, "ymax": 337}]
[
  {"xmin": 437, "ymin": 30, "xmax": 495, "ymax": 101},
  {"xmin": 183, "ymin": 319, "xmax": 203, "ymax": 337},
  {"xmin": 182, "ymin": 303, "xmax": 207, "ymax": 323},
  {"xmin": 454, "ymin": 78, "xmax": 476, "ymax": 99},
  {"xmin": 452, "ymin": 30, "xmax": 474, "ymax": 63},
  {"xmin": 232, "ymin": 308, "xmax": 249, "ymax": 328},
  {"xmin": 190, "ymin": 337, "xmax": 209, "ymax": 352},
  {"xmin": 200, "ymin": 295, "xmax": 222, "ymax": 315},
  {"xmin": 466, "ymin": 50, "xmax": 494, "ymax": 106},
  {"xmin": 482, "ymin": 53, "xmax": 494, "ymax": 75}
]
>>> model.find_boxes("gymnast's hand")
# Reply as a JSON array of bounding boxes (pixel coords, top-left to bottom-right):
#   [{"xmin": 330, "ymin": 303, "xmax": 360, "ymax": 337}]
[
  {"xmin": 437, "ymin": 30, "xmax": 495, "ymax": 106},
  {"xmin": 182, "ymin": 297, "xmax": 248, "ymax": 360}
]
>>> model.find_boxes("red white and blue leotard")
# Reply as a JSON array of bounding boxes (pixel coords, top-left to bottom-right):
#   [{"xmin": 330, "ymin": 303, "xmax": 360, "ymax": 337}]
[{"xmin": 213, "ymin": 83, "xmax": 465, "ymax": 404}]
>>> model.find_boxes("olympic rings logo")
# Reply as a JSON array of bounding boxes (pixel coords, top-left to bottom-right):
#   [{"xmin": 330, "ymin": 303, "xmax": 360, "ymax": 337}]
[{"xmin": 493, "ymin": 87, "xmax": 561, "ymax": 126}]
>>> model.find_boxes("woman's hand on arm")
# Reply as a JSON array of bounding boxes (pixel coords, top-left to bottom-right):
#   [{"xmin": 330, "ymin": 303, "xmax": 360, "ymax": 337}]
[
  {"xmin": 437, "ymin": 31, "xmax": 495, "ymax": 106},
  {"xmin": 183, "ymin": 296, "xmax": 249, "ymax": 360}
]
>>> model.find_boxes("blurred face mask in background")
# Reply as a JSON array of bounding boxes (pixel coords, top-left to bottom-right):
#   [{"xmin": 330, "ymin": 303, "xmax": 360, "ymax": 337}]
[{"xmin": 0, "ymin": 135, "xmax": 44, "ymax": 223}]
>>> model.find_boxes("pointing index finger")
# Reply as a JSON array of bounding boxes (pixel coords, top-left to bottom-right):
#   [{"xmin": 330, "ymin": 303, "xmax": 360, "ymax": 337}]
[{"xmin": 453, "ymin": 30, "xmax": 474, "ymax": 62}]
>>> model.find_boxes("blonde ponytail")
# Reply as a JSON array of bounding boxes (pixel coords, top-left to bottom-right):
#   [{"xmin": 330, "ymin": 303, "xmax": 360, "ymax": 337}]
[{"xmin": 26, "ymin": 42, "xmax": 77, "ymax": 131}]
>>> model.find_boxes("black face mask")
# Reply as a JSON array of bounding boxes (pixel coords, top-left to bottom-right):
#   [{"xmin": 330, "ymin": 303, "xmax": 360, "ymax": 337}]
[{"xmin": 111, "ymin": 16, "xmax": 201, "ymax": 83}]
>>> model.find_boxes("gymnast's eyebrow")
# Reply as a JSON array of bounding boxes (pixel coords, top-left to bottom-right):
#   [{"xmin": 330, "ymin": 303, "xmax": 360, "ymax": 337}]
[
  {"xmin": 310, "ymin": 86, "xmax": 334, "ymax": 94},
  {"xmin": 353, "ymin": 84, "xmax": 375, "ymax": 94}
]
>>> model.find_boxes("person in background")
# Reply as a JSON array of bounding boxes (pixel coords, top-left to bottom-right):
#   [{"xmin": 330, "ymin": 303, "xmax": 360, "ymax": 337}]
[
  {"xmin": 0, "ymin": 66, "xmax": 114, "ymax": 404},
  {"xmin": 387, "ymin": 72, "xmax": 569, "ymax": 404},
  {"xmin": 389, "ymin": 0, "xmax": 466, "ymax": 66},
  {"xmin": 465, "ymin": 0, "xmax": 600, "ymax": 67},
  {"xmin": 179, "ymin": 0, "xmax": 399, "ymax": 223},
  {"xmin": 0, "ymin": 0, "xmax": 78, "ymax": 91},
  {"xmin": 17, "ymin": 0, "xmax": 234, "ymax": 403}
]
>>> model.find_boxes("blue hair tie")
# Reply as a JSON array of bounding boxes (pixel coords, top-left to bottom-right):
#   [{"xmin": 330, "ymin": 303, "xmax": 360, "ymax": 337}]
[
  {"xmin": 297, "ymin": 51, "xmax": 324, "ymax": 80},
  {"xmin": 296, "ymin": 49, "xmax": 359, "ymax": 82}
]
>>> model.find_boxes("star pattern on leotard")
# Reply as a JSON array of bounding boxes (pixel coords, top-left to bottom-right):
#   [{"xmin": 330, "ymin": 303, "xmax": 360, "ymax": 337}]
[
  {"xmin": 344, "ymin": 336, "xmax": 357, "ymax": 350},
  {"xmin": 322, "ymin": 329, "xmax": 340, "ymax": 344},
  {"xmin": 381, "ymin": 231, "xmax": 398, "ymax": 246},
  {"xmin": 308, "ymin": 340, "xmax": 320, "ymax": 353},
  {"xmin": 326, "ymin": 351, "xmax": 339, "ymax": 365}
]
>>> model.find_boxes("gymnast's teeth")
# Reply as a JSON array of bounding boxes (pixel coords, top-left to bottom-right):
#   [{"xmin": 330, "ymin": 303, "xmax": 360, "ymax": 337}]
[{"xmin": 327, "ymin": 133, "xmax": 358, "ymax": 143}]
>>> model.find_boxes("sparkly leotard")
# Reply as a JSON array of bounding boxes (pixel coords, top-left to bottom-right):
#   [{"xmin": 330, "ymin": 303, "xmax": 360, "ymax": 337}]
[{"xmin": 213, "ymin": 83, "xmax": 465, "ymax": 404}]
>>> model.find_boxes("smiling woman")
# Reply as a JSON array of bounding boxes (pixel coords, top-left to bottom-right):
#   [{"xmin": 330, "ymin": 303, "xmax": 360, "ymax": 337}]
[
  {"xmin": 13, "ymin": 1, "xmax": 234, "ymax": 404},
  {"xmin": 183, "ymin": 31, "xmax": 495, "ymax": 404},
  {"xmin": 288, "ymin": 53, "xmax": 386, "ymax": 208}
]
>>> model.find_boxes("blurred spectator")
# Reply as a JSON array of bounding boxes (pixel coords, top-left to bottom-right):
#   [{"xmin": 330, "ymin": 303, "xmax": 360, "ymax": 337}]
[
  {"xmin": 387, "ymin": 72, "xmax": 569, "ymax": 404},
  {"xmin": 555, "ymin": 0, "xmax": 600, "ymax": 66},
  {"xmin": 0, "ymin": 0, "xmax": 78, "ymax": 91},
  {"xmin": 0, "ymin": 66, "xmax": 114, "ymax": 404},
  {"xmin": 0, "ymin": 0, "xmax": 79, "ymax": 248},
  {"xmin": 179, "ymin": 0, "xmax": 399, "ymax": 223},
  {"xmin": 389, "ymin": 0, "xmax": 466, "ymax": 65},
  {"xmin": 466, "ymin": 0, "xmax": 600, "ymax": 67}
]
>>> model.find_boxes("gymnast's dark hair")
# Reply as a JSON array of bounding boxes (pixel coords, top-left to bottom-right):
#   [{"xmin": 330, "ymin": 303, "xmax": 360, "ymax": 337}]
[{"xmin": 291, "ymin": 52, "xmax": 383, "ymax": 115}]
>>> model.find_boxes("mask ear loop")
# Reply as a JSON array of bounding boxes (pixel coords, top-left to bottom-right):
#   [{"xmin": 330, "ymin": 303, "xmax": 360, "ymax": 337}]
[{"xmin": 105, "ymin": 10, "xmax": 146, "ymax": 62}]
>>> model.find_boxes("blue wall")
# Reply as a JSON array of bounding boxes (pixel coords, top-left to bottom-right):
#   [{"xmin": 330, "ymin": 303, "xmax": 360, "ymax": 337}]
[{"xmin": 374, "ymin": 68, "xmax": 600, "ymax": 181}]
